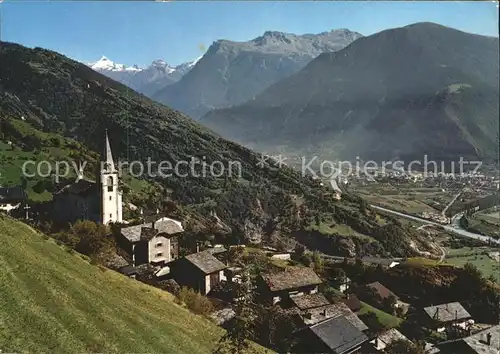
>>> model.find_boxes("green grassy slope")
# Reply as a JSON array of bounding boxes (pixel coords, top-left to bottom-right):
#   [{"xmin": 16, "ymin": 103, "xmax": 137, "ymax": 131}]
[{"xmin": 0, "ymin": 215, "xmax": 223, "ymax": 353}]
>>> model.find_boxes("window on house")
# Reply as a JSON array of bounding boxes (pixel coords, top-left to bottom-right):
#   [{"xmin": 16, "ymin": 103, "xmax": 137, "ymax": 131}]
[
  {"xmin": 156, "ymin": 252, "xmax": 163, "ymax": 257},
  {"xmin": 156, "ymin": 243, "xmax": 163, "ymax": 248},
  {"xmin": 109, "ymin": 213, "xmax": 112, "ymax": 219},
  {"xmin": 109, "ymin": 196, "xmax": 112, "ymax": 201}
]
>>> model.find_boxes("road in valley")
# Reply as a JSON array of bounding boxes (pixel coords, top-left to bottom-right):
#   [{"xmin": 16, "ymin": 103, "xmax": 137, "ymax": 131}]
[
  {"xmin": 371, "ymin": 205, "xmax": 500, "ymax": 245},
  {"xmin": 441, "ymin": 189, "xmax": 464, "ymax": 218}
]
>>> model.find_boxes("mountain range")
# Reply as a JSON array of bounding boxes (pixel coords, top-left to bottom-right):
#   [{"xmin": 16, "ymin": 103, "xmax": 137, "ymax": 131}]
[
  {"xmin": 88, "ymin": 56, "xmax": 200, "ymax": 97},
  {"xmin": 0, "ymin": 40, "xmax": 423, "ymax": 256},
  {"xmin": 152, "ymin": 29, "xmax": 363, "ymax": 118},
  {"xmin": 202, "ymin": 23, "xmax": 499, "ymax": 164}
]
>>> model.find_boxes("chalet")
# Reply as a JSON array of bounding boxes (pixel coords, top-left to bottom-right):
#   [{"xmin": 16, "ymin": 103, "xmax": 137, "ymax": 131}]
[
  {"xmin": 259, "ymin": 267, "xmax": 322, "ymax": 305},
  {"xmin": 457, "ymin": 324, "xmax": 499, "ymax": 353},
  {"xmin": 169, "ymin": 250, "xmax": 227, "ymax": 295},
  {"xmin": 436, "ymin": 325, "xmax": 499, "ymax": 353},
  {"xmin": 116, "ymin": 217, "xmax": 183, "ymax": 266},
  {"xmin": 343, "ymin": 294, "xmax": 362, "ymax": 313},
  {"xmin": 0, "ymin": 186, "xmax": 26, "ymax": 213},
  {"xmin": 369, "ymin": 328, "xmax": 411, "ymax": 351},
  {"xmin": 297, "ymin": 316, "xmax": 368, "ymax": 354},
  {"xmin": 423, "ymin": 302, "xmax": 473, "ymax": 332},
  {"xmin": 365, "ymin": 281, "xmax": 406, "ymax": 309}
]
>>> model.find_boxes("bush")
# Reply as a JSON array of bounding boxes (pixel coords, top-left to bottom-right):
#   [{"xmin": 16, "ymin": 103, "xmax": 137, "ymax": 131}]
[{"xmin": 176, "ymin": 287, "xmax": 214, "ymax": 316}]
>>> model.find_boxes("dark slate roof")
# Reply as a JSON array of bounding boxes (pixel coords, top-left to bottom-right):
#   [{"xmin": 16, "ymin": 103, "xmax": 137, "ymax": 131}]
[
  {"xmin": 185, "ymin": 251, "xmax": 227, "ymax": 274},
  {"xmin": 463, "ymin": 324, "xmax": 500, "ymax": 354},
  {"xmin": 367, "ymin": 281, "xmax": 399, "ymax": 300},
  {"xmin": 0, "ymin": 186, "xmax": 26, "ymax": 203},
  {"xmin": 302, "ymin": 303, "xmax": 368, "ymax": 331},
  {"xmin": 262, "ymin": 267, "xmax": 322, "ymax": 292},
  {"xmin": 121, "ymin": 218, "xmax": 183, "ymax": 243},
  {"xmin": 375, "ymin": 328, "xmax": 410, "ymax": 348},
  {"xmin": 310, "ymin": 316, "xmax": 368, "ymax": 354},
  {"xmin": 118, "ymin": 265, "xmax": 137, "ymax": 276},
  {"xmin": 423, "ymin": 302, "xmax": 471, "ymax": 323},
  {"xmin": 291, "ymin": 293, "xmax": 330, "ymax": 310},
  {"xmin": 55, "ymin": 179, "xmax": 97, "ymax": 197}
]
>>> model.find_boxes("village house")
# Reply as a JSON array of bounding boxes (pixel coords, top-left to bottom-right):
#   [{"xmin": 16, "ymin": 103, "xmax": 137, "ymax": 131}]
[
  {"xmin": 169, "ymin": 250, "xmax": 227, "ymax": 296},
  {"xmin": 299, "ymin": 302, "xmax": 368, "ymax": 332},
  {"xmin": 342, "ymin": 293, "xmax": 362, "ymax": 313},
  {"xmin": 369, "ymin": 328, "xmax": 411, "ymax": 352},
  {"xmin": 296, "ymin": 316, "xmax": 368, "ymax": 354},
  {"xmin": 423, "ymin": 302, "xmax": 473, "ymax": 333},
  {"xmin": 116, "ymin": 217, "xmax": 183, "ymax": 267},
  {"xmin": 365, "ymin": 281, "xmax": 407, "ymax": 310},
  {"xmin": 258, "ymin": 267, "xmax": 322, "ymax": 306},
  {"xmin": 0, "ymin": 186, "xmax": 25, "ymax": 213},
  {"xmin": 452, "ymin": 324, "xmax": 499, "ymax": 354}
]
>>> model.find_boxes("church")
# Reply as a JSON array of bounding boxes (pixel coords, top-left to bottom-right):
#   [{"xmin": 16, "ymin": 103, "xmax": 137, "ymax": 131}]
[{"xmin": 52, "ymin": 131, "xmax": 123, "ymax": 225}]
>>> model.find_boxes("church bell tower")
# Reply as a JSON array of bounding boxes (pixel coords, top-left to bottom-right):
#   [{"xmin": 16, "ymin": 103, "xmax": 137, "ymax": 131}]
[{"xmin": 101, "ymin": 130, "xmax": 123, "ymax": 224}]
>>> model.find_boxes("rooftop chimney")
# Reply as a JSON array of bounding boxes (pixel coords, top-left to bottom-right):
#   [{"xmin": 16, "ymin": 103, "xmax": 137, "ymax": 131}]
[{"xmin": 486, "ymin": 333, "xmax": 492, "ymax": 346}]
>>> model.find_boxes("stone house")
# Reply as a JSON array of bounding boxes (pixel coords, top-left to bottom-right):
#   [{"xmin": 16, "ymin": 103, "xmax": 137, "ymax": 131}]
[
  {"xmin": 258, "ymin": 267, "xmax": 322, "ymax": 306},
  {"xmin": 116, "ymin": 217, "xmax": 183, "ymax": 266},
  {"xmin": 423, "ymin": 302, "xmax": 473, "ymax": 333},
  {"xmin": 169, "ymin": 250, "xmax": 227, "ymax": 295},
  {"xmin": 295, "ymin": 316, "xmax": 368, "ymax": 354}
]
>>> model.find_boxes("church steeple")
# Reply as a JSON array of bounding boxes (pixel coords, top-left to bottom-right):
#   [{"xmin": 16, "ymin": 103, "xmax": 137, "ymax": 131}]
[
  {"xmin": 100, "ymin": 129, "xmax": 122, "ymax": 224},
  {"xmin": 104, "ymin": 129, "xmax": 116, "ymax": 173}
]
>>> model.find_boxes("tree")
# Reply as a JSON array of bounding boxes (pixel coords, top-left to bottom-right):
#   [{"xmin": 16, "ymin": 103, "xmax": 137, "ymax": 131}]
[
  {"xmin": 384, "ymin": 339, "xmax": 426, "ymax": 354},
  {"xmin": 69, "ymin": 220, "xmax": 113, "ymax": 262},
  {"xmin": 358, "ymin": 312, "xmax": 387, "ymax": 335},
  {"xmin": 382, "ymin": 294, "xmax": 398, "ymax": 314},
  {"xmin": 312, "ymin": 251, "xmax": 324, "ymax": 274},
  {"xmin": 213, "ymin": 271, "xmax": 256, "ymax": 354}
]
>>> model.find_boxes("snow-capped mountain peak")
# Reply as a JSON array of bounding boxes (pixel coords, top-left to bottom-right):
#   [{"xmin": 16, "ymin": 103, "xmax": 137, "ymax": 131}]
[
  {"xmin": 89, "ymin": 56, "xmax": 142, "ymax": 72},
  {"xmin": 87, "ymin": 55, "xmax": 200, "ymax": 97}
]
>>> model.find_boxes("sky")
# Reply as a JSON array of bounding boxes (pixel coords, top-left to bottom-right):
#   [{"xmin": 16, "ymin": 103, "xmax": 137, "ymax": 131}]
[{"xmin": 0, "ymin": 1, "xmax": 498, "ymax": 67}]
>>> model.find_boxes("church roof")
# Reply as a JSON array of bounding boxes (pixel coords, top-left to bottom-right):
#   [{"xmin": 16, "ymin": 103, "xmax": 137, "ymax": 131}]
[{"xmin": 54, "ymin": 179, "xmax": 98, "ymax": 197}]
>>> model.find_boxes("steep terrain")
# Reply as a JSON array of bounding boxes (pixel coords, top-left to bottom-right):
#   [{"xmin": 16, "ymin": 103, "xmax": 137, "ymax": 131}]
[
  {"xmin": 0, "ymin": 215, "xmax": 223, "ymax": 353},
  {"xmin": 89, "ymin": 56, "xmax": 197, "ymax": 97},
  {"xmin": 153, "ymin": 29, "xmax": 362, "ymax": 118},
  {"xmin": 202, "ymin": 23, "xmax": 499, "ymax": 163},
  {"xmin": 0, "ymin": 41, "xmax": 424, "ymax": 257}
]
